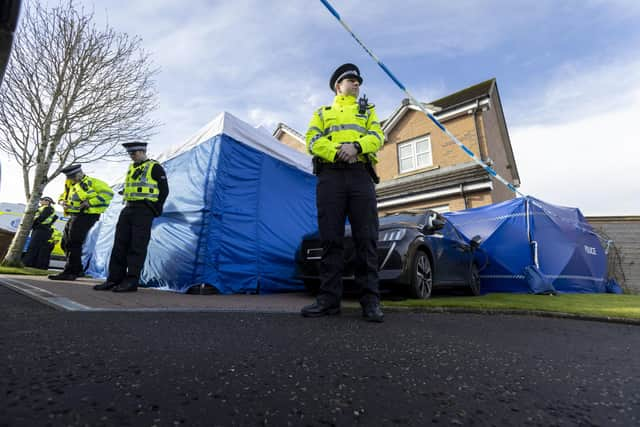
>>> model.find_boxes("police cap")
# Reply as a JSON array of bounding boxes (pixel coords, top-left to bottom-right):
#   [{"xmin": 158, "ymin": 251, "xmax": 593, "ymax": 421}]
[
  {"xmin": 329, "ymin": 63, "xmax": 363, "ymax": 92},
  {"xmin": 40, "ymin": 196, "xmax": 54, "ymax": 204},
  {"xmin": 61, "ymin": 164, "xmax": 82, "ymax": 177},
  {"xmin": 122, "ymin": 142, "xmax": 148, "ymax": 153}
]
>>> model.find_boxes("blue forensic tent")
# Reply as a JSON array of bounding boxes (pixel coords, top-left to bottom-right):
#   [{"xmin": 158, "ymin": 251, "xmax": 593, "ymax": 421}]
[
  {"xmin": 444, "ymin": 196, "xmax": 608, "ymax": 294},
  {"xmin": 84, "ymin": 112, "xmax": 318, "ymax": 293}
]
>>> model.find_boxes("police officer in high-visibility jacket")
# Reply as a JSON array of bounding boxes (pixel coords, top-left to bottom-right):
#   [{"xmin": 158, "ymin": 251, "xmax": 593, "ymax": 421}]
[
  {"xmin": 301, "ymin": 63, "xmax": 385, "ymax": 322},
  {"xmin": 49, "ymin": 164, "xmax": 114, "ymax": 281},
  {"xmin": 23, "ymin": 196, "xmax": 58, "ymax": 269},
  {"xmin": 41, "ymin": 227, "xmax": 64, "ymax": 270},
  {"xmin": 94, "ymin": 142, "xmax": 169, "ymax": 292}
]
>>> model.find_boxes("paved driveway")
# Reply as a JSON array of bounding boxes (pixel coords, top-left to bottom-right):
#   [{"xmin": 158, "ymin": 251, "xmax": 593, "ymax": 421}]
[{"xmin": 1, "ymin": 282, "xmax": 639, "ymax": 426}]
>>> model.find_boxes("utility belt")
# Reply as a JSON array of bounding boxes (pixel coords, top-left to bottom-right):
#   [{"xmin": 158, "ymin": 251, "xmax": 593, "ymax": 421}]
[
  {"xmin": 312, "ymin": 157, "xmax": 380, "ymax": 184},
  {"xmin": 125, "ymin": 200, "xmax": 160, "ymax": 216},
  {"xmin": 125, "ymin": 200, "xmax": 152, "ymax": 208}
]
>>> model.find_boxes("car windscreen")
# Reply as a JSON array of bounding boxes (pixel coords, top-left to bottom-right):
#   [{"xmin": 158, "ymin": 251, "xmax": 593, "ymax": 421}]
[{"xmin": 379, "ymin": 214, "xmax": 422, "ymax": 226}]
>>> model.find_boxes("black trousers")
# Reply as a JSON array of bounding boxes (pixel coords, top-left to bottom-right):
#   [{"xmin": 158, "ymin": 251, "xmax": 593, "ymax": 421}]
[
  {"xmin": 107, "ymin": 204, "xmax": 155, "ymax": 283},
  {"xmin": 23, "ymin": 227, "xmax": 52, "ymax": 269},
  {"xmin": 62, "ymin": 214, "xmax": 99, "ymax": 275},
  {"xmin": 37, "ymin": 243, "xmax": 55, "ymax": 270},
  {"xmin": 316, "ymin": 166, "xmax": 379, "ymax": 305}
]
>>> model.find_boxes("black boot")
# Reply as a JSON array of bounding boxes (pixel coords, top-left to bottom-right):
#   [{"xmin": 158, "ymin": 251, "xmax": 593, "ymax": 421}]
[
  {"xmin": 112, "ymin": 277, "xmax": 138, "ymax": 293},
  {"xmin": 48, "ymin": 272, "xmax": 77, "ymax": 281},
  {"xmin": 301, "ymin": 297, "xmax": 340, "ymax": 318},
  {"xmin": 93, "ymin": 281, "xmax": 118, "ymax": 291},
  {"xmin": 362, "ymin": 302, "xmax": 384, "ymax": 323}
]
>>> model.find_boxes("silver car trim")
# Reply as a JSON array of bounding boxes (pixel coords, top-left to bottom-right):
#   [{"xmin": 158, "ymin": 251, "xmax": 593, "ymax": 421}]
[{"xmin": 378, "ymin": 242, "xmax": 396, "ymax": 270}]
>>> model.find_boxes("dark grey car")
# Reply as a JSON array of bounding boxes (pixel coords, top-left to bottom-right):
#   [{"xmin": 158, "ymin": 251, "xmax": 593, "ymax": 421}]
[{"xmin": 296, "ymin": 210, "xmax": 482, "ymax": 299}]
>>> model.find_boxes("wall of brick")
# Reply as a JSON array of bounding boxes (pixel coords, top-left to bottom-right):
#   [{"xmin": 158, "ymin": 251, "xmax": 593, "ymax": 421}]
[
  {"xmin": 587, "ymin": 217, "xmax": 640, "ymax": 294},
  {"xmin": 276, "ymin": 132, "xmax": 307, "ymax": 155},
  {"xmin": 482, "ymin": 90, "xmax": 518, "ymax": 203},
  {"xmin": 379, "ymin": 110, "xmax": 481, "ymax": 182}
]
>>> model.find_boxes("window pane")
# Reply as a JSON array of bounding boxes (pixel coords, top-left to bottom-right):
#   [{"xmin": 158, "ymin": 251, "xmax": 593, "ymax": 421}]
[
  {"xmin": 400, "ymin": 158, "xmax": 414, "ymax": 172},
  {"xmin": 416, "ymin": 139, "xmax": 430, "ymax": 154},
  {"xmin": 417, "ymin": 153, "xmax": 432, "ymax": 168},
  {"xmin": 399, "ymin": 143, "xmax": 413, "ymax": 159}
]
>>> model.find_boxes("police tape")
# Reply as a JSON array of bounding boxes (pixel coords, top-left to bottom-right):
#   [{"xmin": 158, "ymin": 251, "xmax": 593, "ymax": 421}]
[{"xmin": 319, "ymin": 0, "xmax": 524, "ymax": 197}]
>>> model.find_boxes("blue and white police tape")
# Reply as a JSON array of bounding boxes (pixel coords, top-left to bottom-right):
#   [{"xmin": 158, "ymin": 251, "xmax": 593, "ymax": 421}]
[{"xmin": 319, "ymin": 0, "xmax": 524, "ymax": 197}]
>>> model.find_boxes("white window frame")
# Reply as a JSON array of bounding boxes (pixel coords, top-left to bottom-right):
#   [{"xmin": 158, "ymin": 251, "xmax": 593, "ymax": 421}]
[{"xmin": 398, "ymin": 135, "xmax": 433, "ymax": 174}]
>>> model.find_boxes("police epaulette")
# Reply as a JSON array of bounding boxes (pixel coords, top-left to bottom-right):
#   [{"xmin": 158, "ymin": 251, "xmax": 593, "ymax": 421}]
[{"xmin": 323, "ymin": 106, "xmax": 331, "ymax": 110}]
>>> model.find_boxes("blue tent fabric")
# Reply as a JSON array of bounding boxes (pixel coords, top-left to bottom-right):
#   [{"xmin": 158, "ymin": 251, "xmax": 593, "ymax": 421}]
[
  {"xmin": 84, "ymin": 112, "xmax": 318, "ymax": 293},
  {"xmin": 605, "ymin": 279, "xmax": 623, "ymax": 294},
  {"xmin": 523, "ymin": 265, "xmax": 556, "ymax": 295},
  {"xmin": 444, "ymin": 196, "xmax": 607, "ymax": 294}
]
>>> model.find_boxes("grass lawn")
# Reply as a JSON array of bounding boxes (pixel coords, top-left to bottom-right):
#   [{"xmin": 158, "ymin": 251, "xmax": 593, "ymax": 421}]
[
  {"xmin": 0, "ymin": 266, "xmax": 52, "ymax": 276},
  {"xmin": 384, "ymin": 293, "xmax": 640, "ymax": 321},
  {"xmin": 1, "ymin": 266, "xmax": 638, "ymax": 321}
]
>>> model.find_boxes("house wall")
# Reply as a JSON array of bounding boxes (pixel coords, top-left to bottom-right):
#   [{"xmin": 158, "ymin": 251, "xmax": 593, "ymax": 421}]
[
  {"xmin": 586, "ymin": 216, "xmax": 640, "ymax": 294},
  {"xmin": 379, "ymin": 110, "xmax": 482, "ymax": 183},
  {"xmin": 481, "ymin": 90, "xmax": 517, "ymax": 203}
]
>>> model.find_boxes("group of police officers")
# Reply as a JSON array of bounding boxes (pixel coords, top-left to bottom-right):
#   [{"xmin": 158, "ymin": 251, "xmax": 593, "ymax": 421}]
[
  {"xmin": 42, "ymin": 142, "xmax": 169, "ymax": 293},
  {"xmin": 30, "ymin": 63, "xmax": 384, "ymax": 321}
]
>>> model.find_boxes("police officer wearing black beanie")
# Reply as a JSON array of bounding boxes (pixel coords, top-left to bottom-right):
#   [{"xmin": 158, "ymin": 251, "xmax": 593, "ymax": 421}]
[{"xmin": 301, "ymin": 63, "xmax": 385, "ymax": 322}]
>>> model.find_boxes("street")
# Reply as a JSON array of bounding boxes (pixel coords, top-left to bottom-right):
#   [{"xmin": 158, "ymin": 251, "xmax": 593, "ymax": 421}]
[{"xmin": 1, "ymin": 285, "xmax": 639, "ymax": 426}]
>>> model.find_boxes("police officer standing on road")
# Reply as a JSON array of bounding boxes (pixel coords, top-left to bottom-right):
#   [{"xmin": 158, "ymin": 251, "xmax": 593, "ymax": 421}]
[
  {"xmin": 23, "ymin": 196, "xmax": 58, "ymax": 269},
  {"xmin": 49, "ymin": 165, "xmax": 114, "ymax": 281},
  {"xmin": 301, "ymin": 63, "xmax": 385, "ymax": 322},
  {"xmin": 94, "ymin": 142, "xmax": 169, "ymax": 293}
]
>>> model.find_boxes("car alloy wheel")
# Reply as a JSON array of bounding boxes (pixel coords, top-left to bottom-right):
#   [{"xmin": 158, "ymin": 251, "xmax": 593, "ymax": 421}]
[
  {"xmin": 468, "ymin": 263, "xmax": 481, "ymax": 296},
  {"xmin": 410, "ymin": 250, "xmax": 432, "ymax": 299}
]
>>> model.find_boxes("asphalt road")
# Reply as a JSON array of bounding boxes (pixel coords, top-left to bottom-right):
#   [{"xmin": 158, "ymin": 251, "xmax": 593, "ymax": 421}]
[{"xmin": 1, "ymin": 285, "xmax": 639, "ymax": 427}]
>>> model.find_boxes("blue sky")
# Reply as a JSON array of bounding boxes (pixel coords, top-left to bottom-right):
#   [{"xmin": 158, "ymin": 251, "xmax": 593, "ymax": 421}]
[{"xmin": 2, "ymin": 0, "xmax": 639, "ymax": 215}]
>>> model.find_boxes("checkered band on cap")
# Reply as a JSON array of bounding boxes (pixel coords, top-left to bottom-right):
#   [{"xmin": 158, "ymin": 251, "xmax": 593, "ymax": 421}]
[{"xmin": 122, "ymin": 142, "xmax": 148, "ymax": 152}]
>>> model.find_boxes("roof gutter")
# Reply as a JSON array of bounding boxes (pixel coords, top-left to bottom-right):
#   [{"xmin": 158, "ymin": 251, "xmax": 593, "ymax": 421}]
[{"xmin": 377, "ymin": 181, "xmax": 492, "ymax": 209}]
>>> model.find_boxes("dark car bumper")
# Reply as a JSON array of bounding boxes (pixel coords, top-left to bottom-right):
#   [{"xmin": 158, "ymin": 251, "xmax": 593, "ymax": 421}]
[{"xmin": 296, "ymin": 240, "xmax": 411, "ymax": 288}]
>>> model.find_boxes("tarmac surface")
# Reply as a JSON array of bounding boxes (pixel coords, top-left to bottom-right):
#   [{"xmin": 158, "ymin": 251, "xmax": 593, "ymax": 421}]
[{"xmin": 1, "ymin": 275, "xmax": 639, "ymax": 426}]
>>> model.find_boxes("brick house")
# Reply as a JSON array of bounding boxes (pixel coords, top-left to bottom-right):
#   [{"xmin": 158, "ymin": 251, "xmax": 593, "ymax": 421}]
[{"xmin": 273, "ymin": 78, "xmax": 520, "ymax": 215}]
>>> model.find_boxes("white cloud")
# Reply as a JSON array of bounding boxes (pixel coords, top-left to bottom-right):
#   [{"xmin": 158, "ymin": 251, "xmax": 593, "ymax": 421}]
[
  {"xmin": 511, "ymin": 85, "xmax": 640, "ymax": 216},
  {"xmin": 510, "ymin": 58, "xmax": 640, "ymax": 127}
]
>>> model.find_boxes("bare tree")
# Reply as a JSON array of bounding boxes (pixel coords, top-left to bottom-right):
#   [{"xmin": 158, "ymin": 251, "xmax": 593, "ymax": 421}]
[{"xmin": 0, "ymin": 0, "xmax": 158, "ymax": 266}]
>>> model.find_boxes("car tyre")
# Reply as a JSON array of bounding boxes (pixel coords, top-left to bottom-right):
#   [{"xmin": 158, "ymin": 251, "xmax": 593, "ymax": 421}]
[
  {"xmin": 468, "ymin": 263, "xmax": 481, "ymax": 296},
  {"xmin": 409, "ymin": 250, "xmax": 432, "ymax": 299}
]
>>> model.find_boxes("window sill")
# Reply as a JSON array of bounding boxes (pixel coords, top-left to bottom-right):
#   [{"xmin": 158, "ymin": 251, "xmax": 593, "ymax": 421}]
[{"xmin": 395, "ymin": 165, "xmax": 440, "ymax": 179}]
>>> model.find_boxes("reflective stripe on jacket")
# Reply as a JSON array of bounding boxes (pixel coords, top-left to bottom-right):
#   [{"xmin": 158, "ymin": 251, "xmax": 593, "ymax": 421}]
[
  {"xmin": 62, "ymin": 176, "xmax": 114, "ymax": 214},
  {"xmin": 36, "ymin": 206, "xmax": 57, "ymax": 226},
  {"xmin": 305, "ymin": 94, "xmax": 384, "ymax": 163},
  {"xmin": 123, "ymin": 160, "xmax": 159, "ymax": 202},
  {"xmin": 48, "ymin": 228, "xmax": 62, "ymax": 244}
]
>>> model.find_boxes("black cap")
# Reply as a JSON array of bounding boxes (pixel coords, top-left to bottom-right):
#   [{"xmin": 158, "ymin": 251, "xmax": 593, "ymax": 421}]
[
  {"xmin": 61, "ymin": 164, "xmax": 82, "ymax": 177},
  {"xmin": 40, "ymin": 196, "xmax": 54, "ymax": 204},
  {"xmin": 329, "ymin": 63, "xmax": 362, "ymax": 92},
  {"xmin": 122, "ymin": 142, "xmax": 148, "ymax": 153}
]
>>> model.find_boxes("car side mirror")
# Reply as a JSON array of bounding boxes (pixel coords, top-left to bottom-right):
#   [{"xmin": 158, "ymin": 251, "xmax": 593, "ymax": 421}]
[
  {"xmin": 422, "ymin": 212, "xmax": 445, "ymax": 234},
  {"xmin": 470, "ymin": 235, "xmax": 482, "ymax": 250}
]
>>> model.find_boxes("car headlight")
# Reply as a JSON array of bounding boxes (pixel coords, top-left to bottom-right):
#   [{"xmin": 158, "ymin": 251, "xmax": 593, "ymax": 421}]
[{"xmin": 378, "ymin": 228, "xmax": 406, "ymax": 242}]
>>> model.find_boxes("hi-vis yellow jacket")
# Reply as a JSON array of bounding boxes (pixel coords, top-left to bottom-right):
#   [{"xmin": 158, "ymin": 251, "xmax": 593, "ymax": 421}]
[
  {"xmin": 124, "ymin": 160, "xmax": 160, "ymax": 202},
  {"xmin": 305, "ymin": 94, "xmax": 384, "ymax": 163},
  {"xmin": 58, "ymin": 176, "xmax": 114, "ymax": 215}
]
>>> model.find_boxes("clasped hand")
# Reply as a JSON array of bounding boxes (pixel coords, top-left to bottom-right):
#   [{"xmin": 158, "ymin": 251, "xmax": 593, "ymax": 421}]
[{"xmin": 336, "ymin": 143, "xmax": 358, "ymax": 164}]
